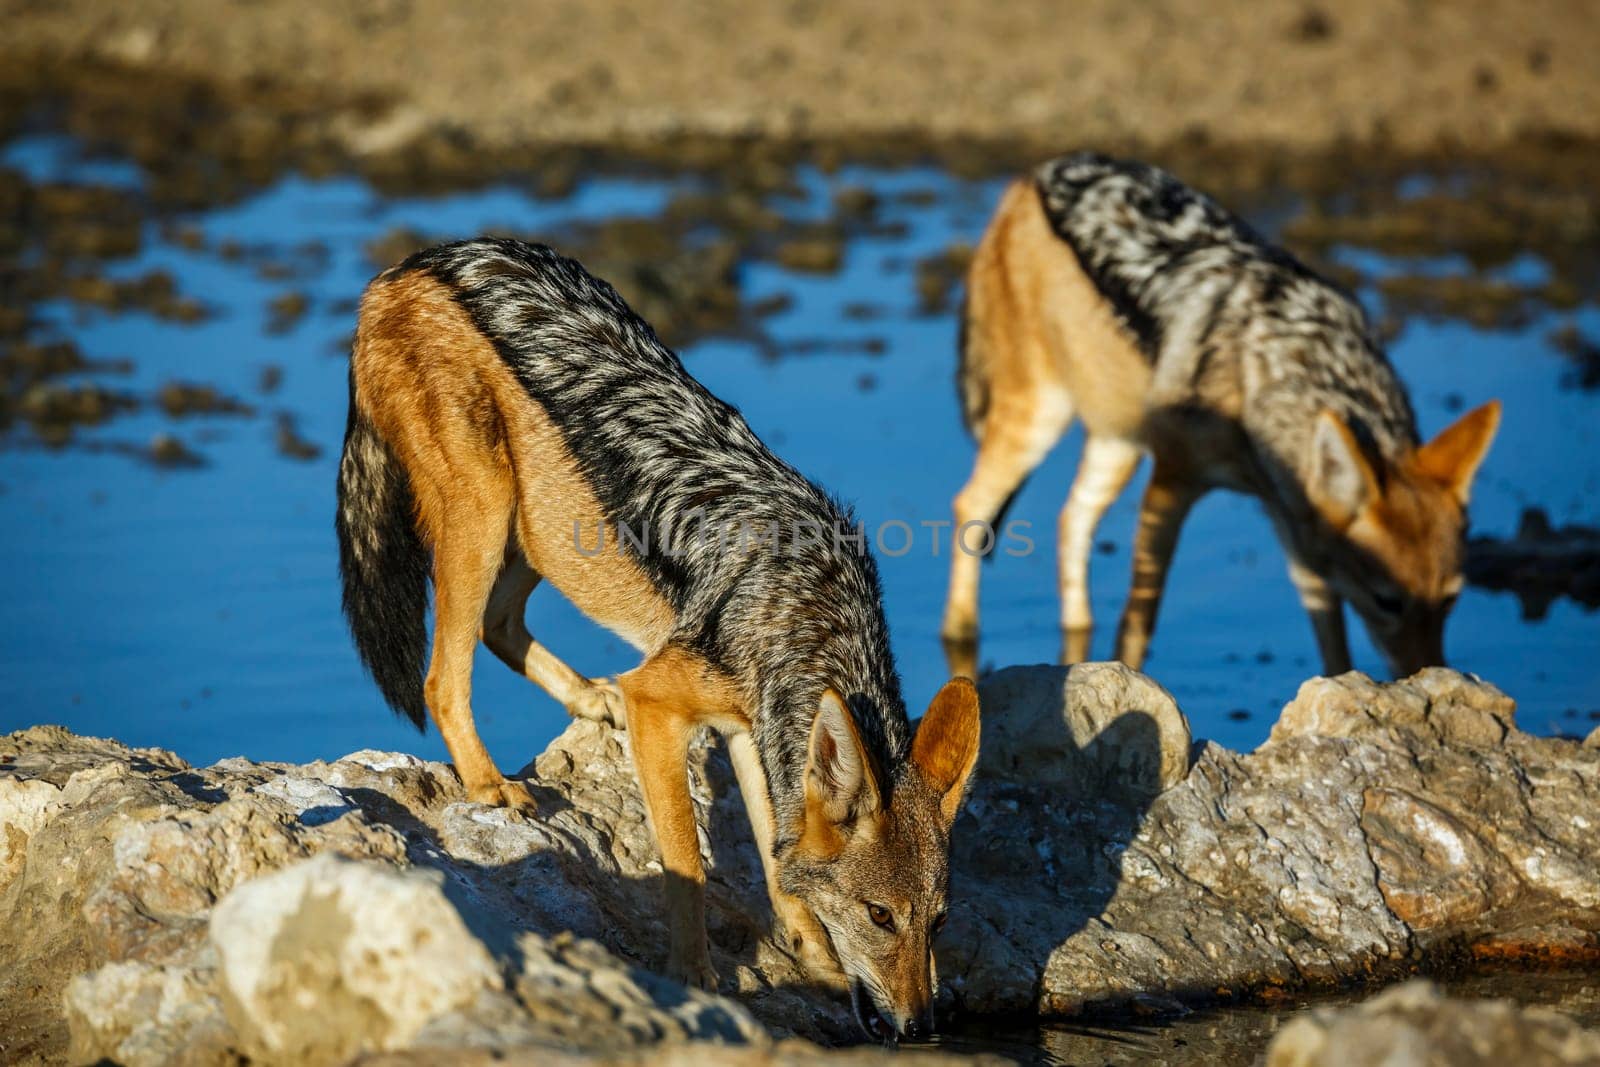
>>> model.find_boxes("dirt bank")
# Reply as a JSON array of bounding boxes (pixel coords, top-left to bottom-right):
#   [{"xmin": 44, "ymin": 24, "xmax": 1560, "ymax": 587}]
[{"xmin": 4, "ymin": 0, "xmax": 1599, "ymax": 158}]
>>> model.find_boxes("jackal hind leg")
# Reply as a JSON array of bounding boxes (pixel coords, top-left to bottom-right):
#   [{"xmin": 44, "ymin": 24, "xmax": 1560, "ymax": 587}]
[
  {"xmin": 1112, "ymin": 465, "xmax": 1205, "ymax": 671},
  {"xmin": 727, "ymin": 731, "xmax": 845, "ymax": 989},
  {"xmin": 942, "ymin": 390, "xmax": 1074, "ymax": 677},
  {"xmin": 1058, "ymin": 436, "xmax": 1142, "ymax": 663},
  {"xmin": 481, "ymin": 549, "xmax": 627, "ymax": 728},
  {"xmin": 424, "ymin": 502, "xmax": 537, "ymax": 812}
]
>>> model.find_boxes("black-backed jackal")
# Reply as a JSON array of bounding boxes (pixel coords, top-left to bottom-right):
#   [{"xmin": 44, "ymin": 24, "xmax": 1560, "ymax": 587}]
[
  {"xmin": 336, "ymin": 239, "xmax": 980, "ymax": 1042},
  {"xmin": 943, "ymin": 153, "xmax": 1501, "ymax": 679}
]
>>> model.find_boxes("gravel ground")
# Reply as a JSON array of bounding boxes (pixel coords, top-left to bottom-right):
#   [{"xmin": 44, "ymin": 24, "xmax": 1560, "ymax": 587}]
[{"xmin": 3, "ymin": 0, "xmax": 1598, "ymax": 156}]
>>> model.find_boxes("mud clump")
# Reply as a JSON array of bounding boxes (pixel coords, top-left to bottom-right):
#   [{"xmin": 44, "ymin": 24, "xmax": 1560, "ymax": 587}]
[
  {"xmin": 57, "ymin": 269, "xmax": 208, "ymax": 323},
  {"xmin": 156, "ymin": 382, "xmax": 253, "ymax": 418},
  {"xmin": 147, "ymin": 432, "xmax": 204, "ymax": 468},
  {"xmin": 274, "ymin": 411, "xmax": 321, "ymax": 461},
  {"xmin": 15, "ymin": 381, "xmax": 137, "ymax": 444},
  {"xmin": 265, "ymin": 290, "xmax": 311, "ymax": 334},
  {"xmin": 915, "ymin": 243, "xmax": 974, "ymax": 315},
  {"xmin": 1548, "ymin": 323, "xmax": 1600, "ymax": 390}
]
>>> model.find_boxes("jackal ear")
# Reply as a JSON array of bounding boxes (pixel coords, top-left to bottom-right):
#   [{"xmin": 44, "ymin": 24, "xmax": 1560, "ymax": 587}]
[
  {"xmin": 912, "ymin": 678, "xmax": 981, "ymax": 824},
  {"xmin": 1308, "ymin": 410, "xmax": 1378, "ymax": 529},
  {"xmin": 1415, "ymin": 400, "xmax": 1501, "ymax": 506},
  {"xmin": 805, "ymin": 689, "xmax": 881, "ymax": 827}
]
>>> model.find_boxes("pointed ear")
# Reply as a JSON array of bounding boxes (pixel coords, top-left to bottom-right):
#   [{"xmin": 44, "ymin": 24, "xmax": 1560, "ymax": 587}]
[
  {"xmin": 805, "ymin": 689, "xmax": 881, "ymax": 827},
  {"xmin": 912, "ymin": 678, "xmax": 981, "ymax": 824},
  {"xmin": 1415, "ymin": 400, "xmax": 1501, "ymax": 506},
  {"xmin": 1308, "ymin": 410, "xmax": 1379, "ymax": 529}
]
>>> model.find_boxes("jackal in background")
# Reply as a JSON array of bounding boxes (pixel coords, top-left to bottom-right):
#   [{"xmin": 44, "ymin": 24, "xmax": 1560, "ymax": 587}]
[
  {"xmin": 943, "ymin": 153, "xmax": 1501, "ymax": 679},
  {"xmin": 336, "ymin": 239, "xmax": 979, "ymax": 1042}
]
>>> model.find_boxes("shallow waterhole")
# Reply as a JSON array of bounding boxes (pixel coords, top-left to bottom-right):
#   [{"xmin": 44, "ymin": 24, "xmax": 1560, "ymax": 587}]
[{"xmin": 2, "ymin": 132, "xmax": 1596, "ymax": 762}]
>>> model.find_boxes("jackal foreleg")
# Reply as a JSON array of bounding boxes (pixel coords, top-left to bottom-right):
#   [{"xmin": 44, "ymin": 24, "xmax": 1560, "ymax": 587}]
[
  {"xmin": 942, "ymin": 395, "xmax": 1072, "ymax": 676},
  {"xmin": 1058, "ymin": 436, "xmax": 1141, "ymax": 661},
  {"xmin": 1288, "ymin": 558, "xmax": 1353, "ymax": 676},
  {"xmin": 619, "ymin": 647, "xmax": 739, "ymax": 992},
  {"xmin": 728, "ymin": 731, "xmax": 845, "ymax": 988},
  {"xmin": 1113, "ymin": 470, "xmax": 1204, "ymax": 671}
]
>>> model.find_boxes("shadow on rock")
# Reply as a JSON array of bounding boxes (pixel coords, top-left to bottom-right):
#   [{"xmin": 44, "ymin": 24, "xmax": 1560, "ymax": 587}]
[{"xmin": 944, "ymin": 662, "xmax": 1191, "ymax": 1017}]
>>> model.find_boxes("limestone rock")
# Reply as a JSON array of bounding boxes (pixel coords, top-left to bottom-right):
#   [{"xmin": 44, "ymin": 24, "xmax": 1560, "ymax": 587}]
[
  {"xmin": 1264, "ymin": 979, "xmax": 1600, "ymax": 1066},
  {"xmin": 4, "ymin": 666, "xmax": 1600, "ymax": 1062},
  {"xmin": 209, "ymin": 854, "xmax": 502, "ymax": 1063},
  {"xmin": 1271, "ymin": 668, "xmax": 1516, "ymax": 748},
  {"xmin": 943, "ymin": 667, "xmax": 1600, "ymax": 1015}
]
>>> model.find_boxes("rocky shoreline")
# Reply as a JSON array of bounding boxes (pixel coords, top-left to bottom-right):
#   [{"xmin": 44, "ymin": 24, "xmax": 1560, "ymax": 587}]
[{"xmin": 3, "ymin": 664, "xmax": 1598, "ymax": 1064}]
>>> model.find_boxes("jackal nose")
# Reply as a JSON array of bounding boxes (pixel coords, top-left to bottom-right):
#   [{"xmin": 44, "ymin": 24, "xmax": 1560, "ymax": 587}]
[{"xmin": 901, "ymin": 1015, "xmax": 931, "ymax": 1042}]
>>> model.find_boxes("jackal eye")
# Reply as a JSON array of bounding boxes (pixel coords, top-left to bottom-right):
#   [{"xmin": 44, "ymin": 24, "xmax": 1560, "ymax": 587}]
[
  {"xmin": 1372, "ymin": 591, "xmax": 1404, "ymax": 616},
  {"xmin": 866, "ymin": 903, "xmax": 895, "ymax": 931}
]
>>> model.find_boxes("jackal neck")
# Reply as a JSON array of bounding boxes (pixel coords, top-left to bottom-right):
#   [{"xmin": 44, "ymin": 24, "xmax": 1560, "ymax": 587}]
[{"xmin": 728, "ymin": 543, "xmax": 910, "ymax": 841}]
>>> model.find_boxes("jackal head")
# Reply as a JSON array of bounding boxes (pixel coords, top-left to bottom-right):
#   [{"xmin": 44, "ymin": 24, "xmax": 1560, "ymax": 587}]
[
  {"xmin": 1305, "ymin": 400, "xmax": 1501, "ymax": 676},
  {"xmin": 776, "ymin": 679, "xmax": 980, "ymax": 1044}
]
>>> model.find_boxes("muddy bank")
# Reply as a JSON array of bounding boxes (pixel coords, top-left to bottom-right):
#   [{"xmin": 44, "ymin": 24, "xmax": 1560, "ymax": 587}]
[
  {"xmin": 5, "ymin": 0, "xmax": 1600, "ymax": 159},
  {"xmin": 3, "ymin": 665, "xmax": 1598, "ymax": 1064}
]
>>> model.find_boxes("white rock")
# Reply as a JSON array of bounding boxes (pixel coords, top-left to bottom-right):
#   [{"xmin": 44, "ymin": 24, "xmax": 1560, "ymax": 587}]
[
  {"xmin": 0, "ymin": 776, "xmax": 62, "ymax": 884},
  {"xmin": 209, "ymin": 853, "xmax": 502, "ymax": 1064}
]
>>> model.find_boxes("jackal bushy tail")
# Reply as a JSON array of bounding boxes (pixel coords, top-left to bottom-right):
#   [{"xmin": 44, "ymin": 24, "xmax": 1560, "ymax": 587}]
[{"xmin": 335, "ymin": 369, "xmax": 430, "ymax": 729}]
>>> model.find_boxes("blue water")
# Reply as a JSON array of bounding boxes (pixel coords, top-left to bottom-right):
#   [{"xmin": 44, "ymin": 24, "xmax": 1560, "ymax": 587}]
[{"xmin": 3, "ymin": 135, "xmax": 1598, "ymax": 768}]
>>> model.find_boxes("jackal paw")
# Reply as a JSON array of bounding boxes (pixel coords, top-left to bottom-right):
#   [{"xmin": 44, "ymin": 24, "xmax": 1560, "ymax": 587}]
[
  {"xmin": 569, "ymin": 678, "xmax": 628, "ymax": 729},
  {"xmin": 667, "ymin": 950, "xmax": 720, "ymax": 992},
  {"xmin": 467, "ymin": 777, "xmax": 538, "ymax": 812}
]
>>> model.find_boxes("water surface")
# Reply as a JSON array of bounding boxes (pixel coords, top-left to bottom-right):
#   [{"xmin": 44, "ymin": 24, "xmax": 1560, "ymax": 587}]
[{"xmin": 2, "ymin": 134, "xmax": 1598, "ymax": 768}]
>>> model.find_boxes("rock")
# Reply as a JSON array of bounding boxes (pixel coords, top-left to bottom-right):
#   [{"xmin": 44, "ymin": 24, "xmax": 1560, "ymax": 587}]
[
  {"xmin": 1263, "ymin": 979, "xmax": 1600, "ymax": 1065},
  {"xmin": 1271, "ymin": 668, "xmax": 1515, "ymax": 748},
  {"xmin": 209, "ymin": 854, "xmax": 501, "ymax": 1062},
  {"xmin": 1587, "ymin": 725, "xmax": 1600, "ymax": 749},
  {"xmin": 975, "ymin": 662, "xmax": 1191, "ymax": 803},
  {"xmin": 4, "ymin": 668, "xmax": 1600, "ymax": 1062},
  {"xmin": 64, "ymin": 849, "xmax": 776, "ymax": 1066},
  {"xmin": 944, "ymin": 666, "xmax": 1600, "ymax": 1015}
]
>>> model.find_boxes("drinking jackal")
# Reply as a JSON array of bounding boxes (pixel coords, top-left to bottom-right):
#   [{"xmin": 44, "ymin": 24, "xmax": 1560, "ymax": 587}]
[
  {"xmin": 943, "ymin": 153, "xmax": 1501, "ymax": 678},
  {"xmin": 336, "ymin": 239, "xmax": 979, "ymax": 1042}
]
